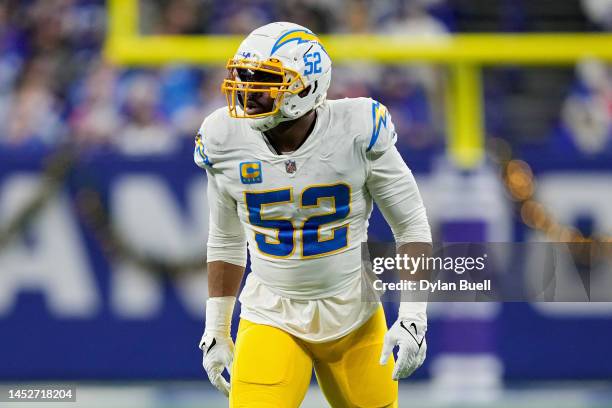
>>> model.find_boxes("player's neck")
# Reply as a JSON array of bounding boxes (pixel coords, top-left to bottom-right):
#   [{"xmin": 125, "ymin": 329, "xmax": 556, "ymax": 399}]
[{"xmin": 264, "ymin": 110, "xmax": 317, "ymax": 154}]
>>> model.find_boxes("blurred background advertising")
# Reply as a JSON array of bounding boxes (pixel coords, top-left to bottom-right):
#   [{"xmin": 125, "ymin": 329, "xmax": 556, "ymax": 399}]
[{"xmin": 1, "ymin": 1, "xmax": 612, "ymax": 407}]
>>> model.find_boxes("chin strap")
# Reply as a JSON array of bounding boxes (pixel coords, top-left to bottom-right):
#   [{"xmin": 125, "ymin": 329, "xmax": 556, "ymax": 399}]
[
  {"xmin": 247, "ymin": 95, "xmax": 326, "ymax": 132},
  {"xmin": 248, "ymin": 112, "xmax": 292, "ymax": 132}
]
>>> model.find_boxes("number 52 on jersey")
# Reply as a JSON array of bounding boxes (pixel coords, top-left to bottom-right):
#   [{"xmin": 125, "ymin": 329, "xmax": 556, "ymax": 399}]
[{"xmin": 244, "ymin": 183, "xmax": 350, "ymax": 259}]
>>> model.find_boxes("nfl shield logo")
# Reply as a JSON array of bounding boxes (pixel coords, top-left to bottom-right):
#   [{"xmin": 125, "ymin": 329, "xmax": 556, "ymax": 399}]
[{"xmin": 285, "ymin": 160, "xmax": 297, "ymax": 174}]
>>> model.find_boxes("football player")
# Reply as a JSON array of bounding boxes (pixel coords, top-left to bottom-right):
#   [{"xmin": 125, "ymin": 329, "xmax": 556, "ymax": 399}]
[{"xmin": 195, "ymin": 22, "xmax": 432, "ymax": 407}]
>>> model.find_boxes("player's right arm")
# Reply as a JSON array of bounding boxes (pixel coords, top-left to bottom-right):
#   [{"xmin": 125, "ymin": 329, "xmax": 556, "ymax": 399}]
[{"xmin": 195, "ymin": 121, "xmax": 247, "ymax": 397}]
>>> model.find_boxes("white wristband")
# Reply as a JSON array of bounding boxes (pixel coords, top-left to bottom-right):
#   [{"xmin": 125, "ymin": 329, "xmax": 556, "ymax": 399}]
[
  {"xmin": 204, "ymin": 296, "xmax": 236, "ymax": 338},
  {"xmin": 399, "ymin": 301, "xmax": 427, "ymax": 319}
]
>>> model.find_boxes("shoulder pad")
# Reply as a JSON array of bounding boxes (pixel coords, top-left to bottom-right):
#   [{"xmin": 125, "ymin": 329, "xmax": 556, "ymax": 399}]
[
  {"xmin": 193, "ymin": 107, "xmax": 232, "ymax": 169},
  {"xmin": 328, "ymin": 97, "xmax": 397, "ymax": 159}
]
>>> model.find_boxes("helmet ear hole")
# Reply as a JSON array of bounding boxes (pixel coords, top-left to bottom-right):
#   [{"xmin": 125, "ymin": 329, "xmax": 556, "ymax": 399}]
[{"xmin": 298, "ymin": 85, "xmax": 312, "ymax": 98}]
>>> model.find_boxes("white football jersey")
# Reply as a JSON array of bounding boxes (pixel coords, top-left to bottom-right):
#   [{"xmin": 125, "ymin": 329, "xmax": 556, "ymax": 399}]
[{"xmin": 196, "ymin": 97, "xmax": 431, "ymax": 342}]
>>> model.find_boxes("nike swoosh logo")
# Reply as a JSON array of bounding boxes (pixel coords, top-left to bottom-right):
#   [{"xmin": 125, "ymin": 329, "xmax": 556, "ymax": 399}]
[
  {"xmin": 206, "ymin": 338, "xmax": 217, "ymax": 354},
  {"xmin": 400, "ymin": 321, "xmax": 425, "ymax": 349}
]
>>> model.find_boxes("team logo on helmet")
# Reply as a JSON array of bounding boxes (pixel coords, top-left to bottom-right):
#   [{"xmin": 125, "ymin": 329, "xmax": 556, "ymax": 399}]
[{"xmin": 270, "ymin": 29, "xmax": 327, "ymax": 56}]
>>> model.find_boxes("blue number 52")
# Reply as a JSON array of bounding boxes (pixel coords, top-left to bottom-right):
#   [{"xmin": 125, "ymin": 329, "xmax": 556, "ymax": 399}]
[
  {"xmin": 303, "ymin": 52, "xmax": 322, "ymax": 76},
  {"xmin": 245, "ymin": 183, "xmax": 350, "ymax": 258}
]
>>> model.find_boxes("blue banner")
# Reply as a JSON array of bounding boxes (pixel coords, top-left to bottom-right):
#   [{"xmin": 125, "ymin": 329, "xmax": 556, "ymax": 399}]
[{"xmin": 1, "ymin": 145, "xmax": 611, "ymax": 381}]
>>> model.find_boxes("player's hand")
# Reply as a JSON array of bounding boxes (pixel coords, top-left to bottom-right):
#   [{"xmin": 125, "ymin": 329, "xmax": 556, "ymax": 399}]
[
  {"xmin": 198, "ymin": 296, "xmax": 236, "ymax": 397},
  {"xmin": 380, "ymin": 317, "xmax": 427, "ymax": 380},
  {"xmin": 199, "ymin": 332, "xmax": 234, "ymax": 397}
]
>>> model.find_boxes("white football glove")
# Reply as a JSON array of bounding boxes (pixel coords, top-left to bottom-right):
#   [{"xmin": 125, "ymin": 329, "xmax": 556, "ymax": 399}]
[
  {"xmin": 380, "ymin": 307, "xmax": 427, "ymax": 380},
  {"xmin": 198, "ymin": 296, "xmax": 235, "ymax": 397}
]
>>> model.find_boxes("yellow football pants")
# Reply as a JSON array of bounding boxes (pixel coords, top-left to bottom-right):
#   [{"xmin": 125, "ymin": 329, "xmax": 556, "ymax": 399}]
[{"xmin": 229, "ymin": 307, "xmax": 398, "ymax": 408}]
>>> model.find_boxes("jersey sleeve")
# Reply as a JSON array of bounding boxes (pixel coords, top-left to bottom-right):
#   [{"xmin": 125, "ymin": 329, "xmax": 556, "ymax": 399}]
[
  {"xmin": 363, "ymin": 102, "xmax": 430, "ymax": 315},
  {"xmin": 194, "ymin": 110, "xmax": 247, "ymax": 266},
  {"xmin": 366, "ymin": 147, "xmax": 431, "ymax": 243},
  {"xmin": 363, "ymin": 99, "xmax": 431, "ymax": 244},
  {"xmin": 205, "ymin": 167, "xmax": 247, "ymax": 267}
]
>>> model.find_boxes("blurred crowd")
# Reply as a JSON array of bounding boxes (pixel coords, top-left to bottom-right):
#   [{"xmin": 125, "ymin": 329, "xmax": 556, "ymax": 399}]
[{"xmin": 0, "ymin": 0, "xmax": 611, "ymax": 157}]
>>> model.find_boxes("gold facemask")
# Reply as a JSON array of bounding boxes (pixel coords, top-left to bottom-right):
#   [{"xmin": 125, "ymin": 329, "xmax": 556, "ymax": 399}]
[{"xmin": 221, "ymin": 58, "xmax": 307, "ymax": 119}]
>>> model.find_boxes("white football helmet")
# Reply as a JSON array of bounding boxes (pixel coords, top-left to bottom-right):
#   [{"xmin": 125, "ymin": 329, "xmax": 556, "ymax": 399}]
[{"xmin": 221, "ymin": 22, "xmax": 332, "ymax": 131}]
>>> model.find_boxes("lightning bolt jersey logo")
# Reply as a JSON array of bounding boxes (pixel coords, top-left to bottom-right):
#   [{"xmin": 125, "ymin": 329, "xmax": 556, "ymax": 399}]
[
  {"xmin": 194, "ymin": 132, "xmax": 213, "ymax": 167},
  {"xmin": 367, "ymin": 101, "xmax": 388, "ymax": 152}
]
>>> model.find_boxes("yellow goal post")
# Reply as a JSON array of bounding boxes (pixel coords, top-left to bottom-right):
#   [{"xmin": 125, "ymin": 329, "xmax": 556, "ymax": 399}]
[{"xmin": 104, "ymin": 0, "xmax": 612, "ymax": 168}]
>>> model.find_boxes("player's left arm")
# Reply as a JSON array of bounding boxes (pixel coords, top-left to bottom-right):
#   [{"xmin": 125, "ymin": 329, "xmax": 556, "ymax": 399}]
[{"xmin": 363, "ymin": 101, "xmax": 432, "ymax": 380}]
